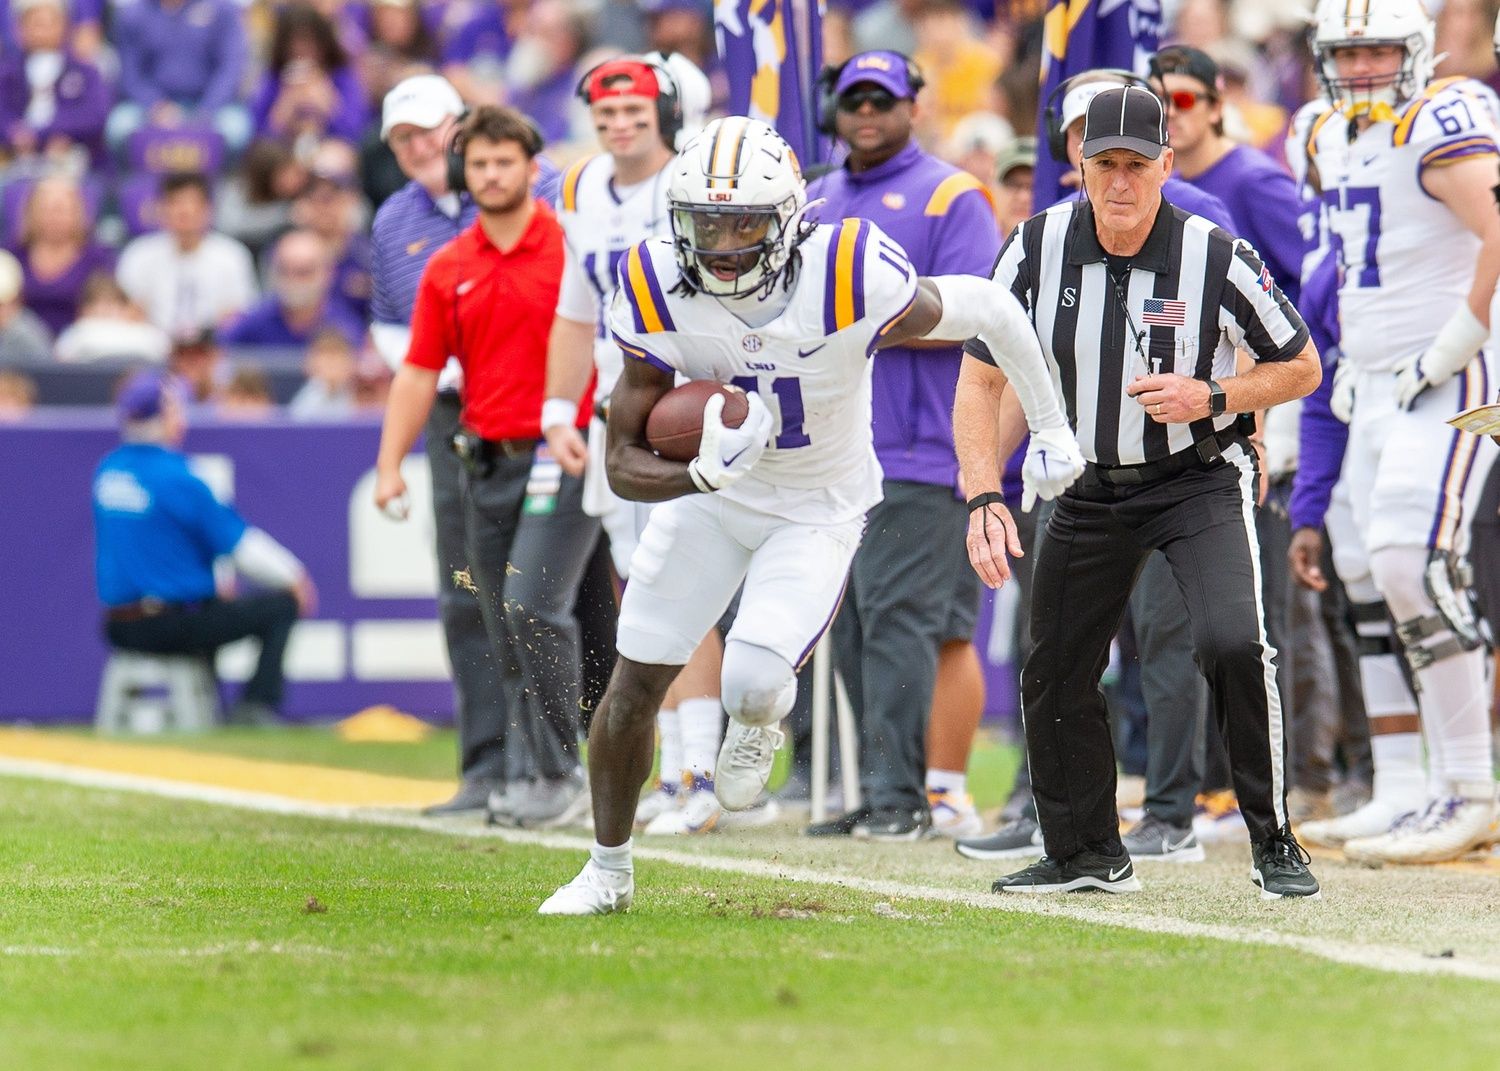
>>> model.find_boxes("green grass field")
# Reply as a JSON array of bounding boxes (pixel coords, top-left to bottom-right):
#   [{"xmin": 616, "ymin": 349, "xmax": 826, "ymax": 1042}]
[{"xmin": 2, "ymin": 762, "xmax": 1500, "ymax": 1071}]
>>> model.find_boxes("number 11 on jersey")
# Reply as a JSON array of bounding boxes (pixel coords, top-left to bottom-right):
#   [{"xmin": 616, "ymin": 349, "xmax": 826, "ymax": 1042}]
[{"xmin": 731, "ymin": 375, "xmax": 812, "ymax": 449}]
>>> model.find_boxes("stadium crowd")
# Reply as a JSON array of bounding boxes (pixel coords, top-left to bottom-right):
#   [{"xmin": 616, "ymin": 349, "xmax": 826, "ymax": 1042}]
[{"xmin": 55, "ymin": 0, "xmax": 1500, "ymax": 883}]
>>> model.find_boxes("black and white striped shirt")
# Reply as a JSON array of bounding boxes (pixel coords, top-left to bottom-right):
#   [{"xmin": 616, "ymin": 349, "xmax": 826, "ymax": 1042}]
[{"xmin": 967, "ymin": 197, "xmax": 1310, "ymax": 466}]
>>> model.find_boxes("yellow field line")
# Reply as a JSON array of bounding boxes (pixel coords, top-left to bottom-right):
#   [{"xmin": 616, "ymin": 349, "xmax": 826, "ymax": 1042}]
[{"xmin": 0, "ymin": 728, "xmax": 451, "ymax": 808}]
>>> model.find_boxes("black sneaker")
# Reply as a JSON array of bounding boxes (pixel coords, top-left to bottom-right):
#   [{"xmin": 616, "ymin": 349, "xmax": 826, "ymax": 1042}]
[
  {"xmin": 1122, "ymin": 812, "xmax": 1205, "ymax": 863},
  {"xmin": 853, "ymin": 807, "xmax": 931, "ymax": 842},
  {"xmin": 805, "ymin": 806, "xmax": 871, "ymax": 837},
  {"xmin": 1250, "ymin": 826, "xmax": 1321, "ymax": 900},
  {"xmin": 991, "ymin": 846, "xmax": 1141, "ymax": 894},
  {"xmin": 956, "ymin": 816, "xmax": 1044, "ymax": 860}
]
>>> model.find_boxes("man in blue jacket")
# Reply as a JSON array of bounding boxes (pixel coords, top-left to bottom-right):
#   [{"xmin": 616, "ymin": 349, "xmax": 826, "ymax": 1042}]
[
  {"xmin": 94, "ymin": 370, "xmax": 315, "ymax": 725},
  {"xmin": 804, "ymin": 50, "xmax": 1001, "ymax": 840}
]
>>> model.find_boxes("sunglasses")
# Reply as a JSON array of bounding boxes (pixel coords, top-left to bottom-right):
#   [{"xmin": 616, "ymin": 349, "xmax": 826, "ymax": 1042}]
[
  {"xmin": 837, "ymin": 87, "xmax": 899, "ymax": 114},
  {"xmin": 1163, "ymin": 88, "xmax": 1215, "ymax": 111}
]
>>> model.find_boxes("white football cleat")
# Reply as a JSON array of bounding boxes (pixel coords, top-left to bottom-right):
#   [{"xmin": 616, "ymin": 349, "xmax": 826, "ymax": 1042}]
[
  {"xmin": 714, "ymin": 720, "xmax": 784, "ymax": 811},
  {"xmin": 537, "ymin": 861, "xmax": 633, "ymax": 916},
  {"xmin": 1298, "ymin": 797, "xmax": 1413, "ymax": 848},
  {"xmin": 927, "ymin": 788, "xmax": 983, "ymax": 839},
  {"xmin": 634, "ymin": 781, "xmax": 680, "ymax": 827},
  {"xmin": 643, "ymin": 776, "xmax": 722, "ymax": 835},
  {"xmin": 1348, "ymin": 786, "xmax": 1497, "ymax": 865},
  {"xmin": 1341, "ymin": 806, "xmax": 1424, "ymax": 864}
]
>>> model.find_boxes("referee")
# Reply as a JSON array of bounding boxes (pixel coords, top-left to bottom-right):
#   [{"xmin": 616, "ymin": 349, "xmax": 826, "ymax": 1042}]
[{"xmin": 954, "ymin": 87, "xmax": 1322, "ymax": 899}]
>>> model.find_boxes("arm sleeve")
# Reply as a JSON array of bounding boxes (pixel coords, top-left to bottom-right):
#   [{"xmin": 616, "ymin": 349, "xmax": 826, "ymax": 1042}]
[
  {"xmin": 962, "ymin": 221, "xmax": 1031, "ymax": 364},
  {"xmin": 1242, "ymin": 167, "xmax": 1306, "ymax": 309},
  {"xmin": 1220, "ymin": 238, "xmax": 1311, "ymax": 363},
  {"xmin": 201, "ymin": 5, "xmax": 248, "ymax": 113},
  {"xmin": 231, "ymin": 527, "xmax": 304, "ymax": 589},
  {"xmin": 1288, "ymin": 345, "xmax": 1349, "ymax": 531},
  {"xmin": 925, "ymin": 183, "xmax": 1003, "ymax": 278},
  {"xmin": 116, "ymin": 11, "xmax": 162, "ymax": 108},
  {"xmin": 405, "ymin": 257, "xmax": 456, "ymax": 371},
  {"xmin": 1411, "ymin": 88, "xmax": 1500, "ymax": 181},
  {"xmin": 162, "ymin": 472, "xmax": 248, "ymax": 558},
  {"xmin": 556, "ymin": 242, "xmax": 600, "ymax": 325},
  {"xmin": 855, "ymin": 221, "xmax": 920, "ymax": 347},
  {"xmin": 606, "ymin": 242, "xmax": 679, "ymax": 374},
  {"xmin": 369, "ymin": 206, "xmax": 402, "ymax": 326}
]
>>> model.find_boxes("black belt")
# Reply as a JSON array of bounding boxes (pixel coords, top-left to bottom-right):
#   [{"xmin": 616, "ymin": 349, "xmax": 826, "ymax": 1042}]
[
  {"xmin": 106, "ymin": 598, "xmax": 208, "ymax": 623},
  {"xmin": 453, "ymin": 434, "xmax": 540, "ymax": 462},
  {"xmin": 1088, "ymin": 425, "xmax": 1247, "ymax": 487}
]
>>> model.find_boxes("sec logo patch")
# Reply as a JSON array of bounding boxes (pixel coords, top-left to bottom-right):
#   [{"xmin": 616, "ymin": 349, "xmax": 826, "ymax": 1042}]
[{"xmin": 741, "ymin": 334, "xmax": 763, "ymax": 352}]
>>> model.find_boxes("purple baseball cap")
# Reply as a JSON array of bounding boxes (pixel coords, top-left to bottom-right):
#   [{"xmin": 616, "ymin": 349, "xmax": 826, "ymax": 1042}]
[
  {"xmin": 834, "ymin": 50, "xmax": 920, "ymax": 100},
  {"xmin": 116, "ymin": 369, "xmax": 184, "ymax": 423}
]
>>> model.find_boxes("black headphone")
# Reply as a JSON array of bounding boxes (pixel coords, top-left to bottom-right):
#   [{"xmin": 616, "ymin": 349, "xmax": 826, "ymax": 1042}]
[
  {"xmin": 1042, "ymin": 69, "xmax": 1155, "ymax": 164},
  {"xmin": 446, "ymin": 108, "xmax": 546, "ymax": 195},
  {"xmin": 815, "ymin": 51, "xmax": 925, "ymax": 137},
  {"xmin": 574, "ymin": 55, "xmax": 684, "ymax": 151}
]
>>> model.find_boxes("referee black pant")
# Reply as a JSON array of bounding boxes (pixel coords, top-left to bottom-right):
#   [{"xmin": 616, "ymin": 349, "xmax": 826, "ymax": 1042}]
[{"xmin": 1022, "ymin": 442, "xmax": 1287, "ymax": 859}]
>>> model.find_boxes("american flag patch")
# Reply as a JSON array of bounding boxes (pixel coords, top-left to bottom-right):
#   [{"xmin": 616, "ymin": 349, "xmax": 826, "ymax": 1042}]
[{"xmin": 1141, "ymin": 298, "xmax": 1187, "ymax": 327}]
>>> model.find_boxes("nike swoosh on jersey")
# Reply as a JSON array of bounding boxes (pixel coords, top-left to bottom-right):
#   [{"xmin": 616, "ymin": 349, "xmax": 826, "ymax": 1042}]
[
  {"xmin": 798, "ymin": 344, "xmax": 826, "ymax": 358},
  {"xmin": 406, "ymin": 239, "xmax": 429, "ymax": 256}
]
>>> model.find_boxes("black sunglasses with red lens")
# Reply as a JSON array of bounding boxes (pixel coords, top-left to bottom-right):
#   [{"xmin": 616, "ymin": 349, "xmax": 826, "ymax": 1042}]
[
  {"xmin": 837, "ymin": 87, "xmax": 900, "ymax": 113},
  {"xmin": 1164, "ymin": 88, "xmax": 1215, "ymax": 111}
]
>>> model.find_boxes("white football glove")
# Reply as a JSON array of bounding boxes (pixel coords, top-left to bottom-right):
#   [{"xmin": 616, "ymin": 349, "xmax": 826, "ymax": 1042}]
[
  {"xmin": 1020, "ymin": 424, "xmax": 1086, "ymax": 512},
  {"xmin": 1392, "ymin": 305, "xmax": 1487, "ymax": 411},
  {"xmin": 688, "ymin": 391, "xmax": 773, "ymax": 492},
  {"xmin": 1329, "ymin": 356, "xmax": 1355, "ymax": 425}
]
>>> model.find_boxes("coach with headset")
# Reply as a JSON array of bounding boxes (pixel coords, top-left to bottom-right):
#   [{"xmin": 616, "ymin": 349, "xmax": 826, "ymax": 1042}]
[
  {"xmin": 374, "ymin": 105, "xmax": 600, "ymax": 830},
  {"xmin": 802, "ymin": 50, "xmax": 1002, "ymax": 841}
]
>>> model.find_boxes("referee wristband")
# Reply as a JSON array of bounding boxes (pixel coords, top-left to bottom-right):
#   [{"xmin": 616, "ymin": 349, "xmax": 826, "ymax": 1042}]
[
  {"xmin": 967, "ymin": 491, "xmax": 1006, "ymax": 513},
  {"xmin": 541, "ymin": 398, "xmax": 579, "ymax": 431}
]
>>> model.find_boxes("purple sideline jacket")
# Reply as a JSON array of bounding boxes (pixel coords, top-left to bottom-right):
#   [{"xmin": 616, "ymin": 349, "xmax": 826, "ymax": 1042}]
[
  {"xmin": 1288, "ymin": 235, "xmax": 1345, "ymax": 533},
  {"xmin": 808, "ymin": 142, "xmax": 1001, "ymax": 490},
  {"xmin": 1186, "ymin": 143, "xmax": 1304, "ymax": 308},
  {"xmin": 0, "ymin": 53, "xmax": 110, "ymax": 165},
  {"xmin": 115, "ymin": 0, "xmax": 248, "ymax": 113}
]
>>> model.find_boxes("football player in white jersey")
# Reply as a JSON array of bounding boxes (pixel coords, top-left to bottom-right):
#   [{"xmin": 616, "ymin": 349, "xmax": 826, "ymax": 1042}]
[
  {"xmin": 539, "ymin": 116, "xmax": 1085, "ymax": 914},
  {"xmin": 1293, "ymin": 0, "xmax": 1500, "ymax": 864},
  {"xmin": 539, "ymin": 53, "xmax": 734, "ymax": 837}
]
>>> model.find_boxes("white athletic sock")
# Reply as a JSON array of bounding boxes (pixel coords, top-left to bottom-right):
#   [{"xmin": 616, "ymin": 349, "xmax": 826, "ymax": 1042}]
[
  {"xmin": 926, "ymin": 769, "xmax": 967, "ymax": 797},
  {"xmin": 1418, "ymin": 647, "xmax": 1495, "ymax": 786},
  {"xmin": 1370, "ymin": 732, "xmax": 1426, "ymax": 810},
  {"xmin": 590, "ymin": 839, "xmax": 633, "ymax": 875},
  {"xmin": 678, "ymin": 697, "xmax": 724, "ymax": 782},
  {"xmin": 656, "ymin": 708, "xmax": 682, "ymax": 789},
  {"xmin": 1421, "ymin": 699, "xmax": 1448, "ymax": 799}
]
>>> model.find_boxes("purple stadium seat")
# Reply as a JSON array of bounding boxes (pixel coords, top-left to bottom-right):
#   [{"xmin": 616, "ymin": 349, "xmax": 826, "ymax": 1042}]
[{"xmin": 126, "ymin": 124, "xmax": 227, "ymax": 178}]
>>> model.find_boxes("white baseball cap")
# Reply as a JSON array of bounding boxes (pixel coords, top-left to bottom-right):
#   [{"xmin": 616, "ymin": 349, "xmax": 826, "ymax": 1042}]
[
  {"xmin": 1061, "ymin": 82, "xmax": 1112, "ymax": 133},
  {"xmin": 381, "ymin": 75, "xmax": 465, "ymax": 141}
]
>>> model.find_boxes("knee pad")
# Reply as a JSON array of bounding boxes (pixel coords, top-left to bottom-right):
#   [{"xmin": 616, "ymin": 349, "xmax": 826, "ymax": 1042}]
[
  {"xmin": 720, "ymin": 640, "xmax": 796, "ymax": 728},
  {"xmin": 1370, "ymin": 547, "xmax": 1485, "ymax": 673}
]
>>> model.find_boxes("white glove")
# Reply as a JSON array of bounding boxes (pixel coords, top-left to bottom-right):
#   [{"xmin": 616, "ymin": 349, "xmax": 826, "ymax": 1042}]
[
  {"xmin": 1392, "ymin": 305, "xmax": 1487, "ymax": 410},
  {"xmin": 1021, "ymin": 424, "xmax": 1086, "ymax": 512},
  {"xmin": 688, "ymin": 392, "xmax": 773, "ymax": 492},
  {"xmin": 1329, "ymin": 356, "xmax": 1355, "ymax": 425}
]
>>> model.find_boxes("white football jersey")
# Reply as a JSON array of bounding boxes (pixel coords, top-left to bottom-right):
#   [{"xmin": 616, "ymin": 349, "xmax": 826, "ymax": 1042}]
[
  {"xmin": 608, "ymin": 218, "xmax": 920, "ymax": 524},
  {"xmin": 555, "ymin": 153, "xmax": 674, "ymax": 395},
  {"xmin": 1309, "ymin": 77, "xmax": 1500, "ymax": 371}
]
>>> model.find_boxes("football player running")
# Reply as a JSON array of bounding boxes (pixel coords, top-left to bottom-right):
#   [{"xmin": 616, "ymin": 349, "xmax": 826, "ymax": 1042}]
[
  {"xmin": 539, "ymin": 117, "xmax": 1083, "ymax": 914},
  {"xmin": 540, "ymin": 53, "xmax": 736, "ymax": 837},
  {"xmin": 1292, "ymin": 0, "xmax": 1500, "ymax": 864}
]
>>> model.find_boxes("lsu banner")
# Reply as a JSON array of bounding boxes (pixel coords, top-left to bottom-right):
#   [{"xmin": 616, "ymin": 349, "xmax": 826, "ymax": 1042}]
[
  {"xmin": 714, "ymin": 0, "xmax": 827, "ymax": 166},
  {"xmin": 1034, "ymin": 0, "xmax": 1161, "ymax": 205}
]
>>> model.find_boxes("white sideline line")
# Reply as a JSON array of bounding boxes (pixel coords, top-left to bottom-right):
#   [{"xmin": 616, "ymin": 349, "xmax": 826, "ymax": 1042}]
[{"xmin": 4, "ymin": 757, "xmax": 1498, "ymax": 984}]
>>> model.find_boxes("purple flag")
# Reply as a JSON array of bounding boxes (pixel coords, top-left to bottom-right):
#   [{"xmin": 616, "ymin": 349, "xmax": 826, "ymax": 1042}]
[
  {"xmin": 715, "ymin": 0, "xmax": 827, "ymax": 167},
  {"xmin": 1034, "ymin": 0, "xmax": 1161, "ymax": 205}
]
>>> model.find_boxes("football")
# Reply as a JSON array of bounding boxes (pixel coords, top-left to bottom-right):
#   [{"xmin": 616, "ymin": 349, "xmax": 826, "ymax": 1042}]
[{"xmin": 646, "ymin": 381, "xmax": 750, "ymax": 462}]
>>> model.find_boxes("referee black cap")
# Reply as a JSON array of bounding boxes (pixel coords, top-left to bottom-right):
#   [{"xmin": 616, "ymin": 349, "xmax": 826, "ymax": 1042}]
[{"xmin": 1081, "ymin": 86, "xmax": 1167, "ymax": 160}]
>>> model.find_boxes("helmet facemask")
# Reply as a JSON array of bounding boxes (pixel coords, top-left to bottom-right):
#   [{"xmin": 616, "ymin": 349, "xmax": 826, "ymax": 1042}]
[{"xmin": 670, "ymin": 196, "xmax": 801, "ymax": 298}]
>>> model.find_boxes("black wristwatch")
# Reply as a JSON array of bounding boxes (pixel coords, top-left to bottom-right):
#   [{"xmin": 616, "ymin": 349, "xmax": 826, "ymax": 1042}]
[{"xmin": 1207, "ymin": 378, "xmax": 1227, "ymax": 417}]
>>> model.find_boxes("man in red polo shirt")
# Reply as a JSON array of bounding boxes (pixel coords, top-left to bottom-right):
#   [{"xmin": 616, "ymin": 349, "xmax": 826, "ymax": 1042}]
[{"xmin": 374, "ymin": 105, "xmax": 599, "ymax": 829}]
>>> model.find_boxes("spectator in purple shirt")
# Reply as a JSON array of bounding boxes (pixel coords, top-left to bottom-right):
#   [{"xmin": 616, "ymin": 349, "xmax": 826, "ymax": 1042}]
[
  {"xmin": 252, "ymin": 4, "xmax": 370, "ymax": 147},
  {"xmin": 290, "ymin": 141, "xmax": 373, "ymax": 320},
  {"xmin": 0, "ymin": 0, "xmax": 111, "ymax": 169},
  {"xmin": 221, "ymin": 228, "xmax": 365, "ymax": 349},
  {"xmin": 441, "ymin": 0, "xmax": 514, "ymax": 106},
  {"xmin": 504, "ymin": 0, "xmax": 587, "ymax": 144},
  {"xmin": 10, "ymin": 175, "xmax": 114, "ymax": 335},
  {"xmin": 360, "ymin": 0, "xmax": 442, "ymax": 111},
  {"xmin": 804, "ymin": 51, "xmax": 1001, "ymax": 841},
  {"xmin": 107, "ymin": 0, "xmax": 251, "ymax": 157},
  {"xmin": 1151, "ymin": 46, "xmax": 1303, "ymax": 306}
]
